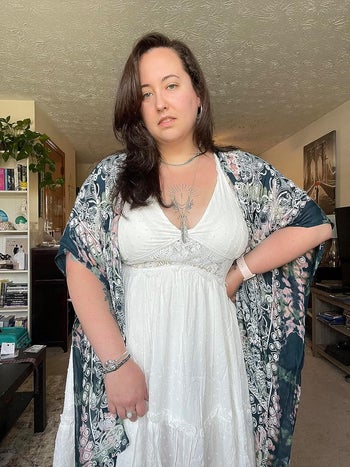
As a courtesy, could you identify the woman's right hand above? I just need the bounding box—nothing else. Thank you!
[66,255,148,421]
[104,358,149,422]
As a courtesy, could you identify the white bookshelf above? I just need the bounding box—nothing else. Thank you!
[0,160,30,330]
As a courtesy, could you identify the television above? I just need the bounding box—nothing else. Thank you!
[335,206,350,290]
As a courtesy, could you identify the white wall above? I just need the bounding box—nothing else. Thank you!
[262,99,350,208]
[0,100,77,221]
[76,162,99,189]
[0,100,35,122]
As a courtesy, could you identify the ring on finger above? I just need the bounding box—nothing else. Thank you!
[126,411,134,419]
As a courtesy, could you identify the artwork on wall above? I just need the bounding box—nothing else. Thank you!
[303,130,336,214]
[4,235,28,270]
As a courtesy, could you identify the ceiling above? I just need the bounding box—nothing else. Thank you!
[1,0,350,164]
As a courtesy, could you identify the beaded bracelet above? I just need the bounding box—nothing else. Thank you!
[236,255,256,281]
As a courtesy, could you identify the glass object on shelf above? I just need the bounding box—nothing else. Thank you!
[326,238,340,268]
[15,215,27,231]
[324,214,340,268]
[40,219,57,247]
[38,140,65,246]
[14,198,28,231]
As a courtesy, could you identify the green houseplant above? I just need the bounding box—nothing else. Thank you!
[0,116,64,188]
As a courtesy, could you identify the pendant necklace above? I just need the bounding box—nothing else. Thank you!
[164,155,201,243]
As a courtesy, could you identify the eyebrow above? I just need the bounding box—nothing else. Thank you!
[141,74,180,89]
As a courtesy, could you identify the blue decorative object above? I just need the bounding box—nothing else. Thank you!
[0,209,8,222]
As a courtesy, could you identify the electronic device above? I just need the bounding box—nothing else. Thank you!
[335,206,350,291]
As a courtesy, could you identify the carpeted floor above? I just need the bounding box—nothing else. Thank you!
[0,343,349,466]
[0,374,65,467]
[291,344,350,467]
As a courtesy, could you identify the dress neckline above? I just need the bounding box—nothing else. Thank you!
[155,156,222,234]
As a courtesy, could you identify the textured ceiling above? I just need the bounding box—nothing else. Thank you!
[1,0,350,164]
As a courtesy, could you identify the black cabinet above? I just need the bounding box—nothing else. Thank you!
[31,247,68,352]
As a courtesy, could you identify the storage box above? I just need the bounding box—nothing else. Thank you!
[0,327,30,348]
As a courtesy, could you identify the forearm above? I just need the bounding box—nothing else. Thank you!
[243,224,331,274]
[67,253,148,418]
[66,253,126,362]
[226,223,331,297]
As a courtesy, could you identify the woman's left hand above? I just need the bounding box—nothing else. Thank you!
[225,264,244,302]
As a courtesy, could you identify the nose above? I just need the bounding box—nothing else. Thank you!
[155,91,168,111]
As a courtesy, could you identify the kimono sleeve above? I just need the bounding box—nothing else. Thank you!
[257,156,327,232]
[221,150,331,465]
[223,150,330,250]
[55,158,116,285]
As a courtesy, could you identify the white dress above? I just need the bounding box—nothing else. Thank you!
[116,158,256,467]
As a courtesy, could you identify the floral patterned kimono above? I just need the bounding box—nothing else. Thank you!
[55,150,328,466]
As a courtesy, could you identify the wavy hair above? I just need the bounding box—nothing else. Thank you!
[113,32,216,208]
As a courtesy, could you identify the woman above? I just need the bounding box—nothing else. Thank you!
[53,32,331,466]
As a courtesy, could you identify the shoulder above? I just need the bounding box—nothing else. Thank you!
[89,152,126,179]
[216,149,277,181]
[80,152,126,193]
[216,148,269,166]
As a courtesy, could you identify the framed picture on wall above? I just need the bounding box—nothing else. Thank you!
[303,130,336,214]
[4,235,28,270]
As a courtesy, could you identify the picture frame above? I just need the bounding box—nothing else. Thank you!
[3,235,28,270]
[303,130,336,214]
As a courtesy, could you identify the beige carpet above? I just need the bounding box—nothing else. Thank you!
[291,345,350,467]
[0,374,65,467]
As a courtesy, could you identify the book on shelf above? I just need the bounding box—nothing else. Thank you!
[0,314,28,330]
[5,282,28,290]
[0,163,27,191]
[14,316,28,328]
[5,299,28,306]
[0,314,15,327]
[317,310,346,325]
[0,281,28,308]
[0,168,5,191]
[0,315,27,328]
[17,163,27,190]
[6,168,15,190]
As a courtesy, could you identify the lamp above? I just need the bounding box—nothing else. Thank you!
[325,214,340,268]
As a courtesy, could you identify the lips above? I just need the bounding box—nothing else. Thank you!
[158,116,175,126]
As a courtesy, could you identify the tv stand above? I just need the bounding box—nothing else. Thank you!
[311,286,350,377]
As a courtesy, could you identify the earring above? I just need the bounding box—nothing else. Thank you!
[197,105,203,121]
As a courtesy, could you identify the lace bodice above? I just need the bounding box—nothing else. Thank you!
[122,237,234,279]
[119,158,249,279]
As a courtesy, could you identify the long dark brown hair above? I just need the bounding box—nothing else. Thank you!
[113,32,217,208]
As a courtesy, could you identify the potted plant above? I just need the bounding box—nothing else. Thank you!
[0,116,64,188]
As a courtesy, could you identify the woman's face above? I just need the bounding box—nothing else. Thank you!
[138,47,201,151]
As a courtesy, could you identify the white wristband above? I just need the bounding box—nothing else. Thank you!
[236,256,256,281]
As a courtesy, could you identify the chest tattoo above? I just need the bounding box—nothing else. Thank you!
[168,184,197,243]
